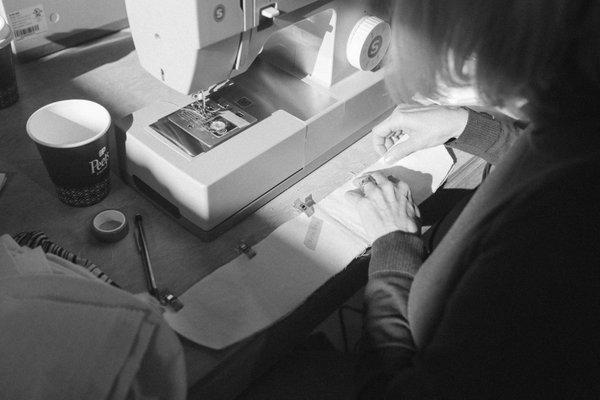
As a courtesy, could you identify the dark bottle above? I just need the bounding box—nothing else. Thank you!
[0,16,19,109]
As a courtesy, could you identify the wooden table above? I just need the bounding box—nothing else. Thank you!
[0,30,484,399]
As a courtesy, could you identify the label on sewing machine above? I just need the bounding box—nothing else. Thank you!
[150,96,257,157]
[6,5,48,42]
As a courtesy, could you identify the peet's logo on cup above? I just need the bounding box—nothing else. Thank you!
[89,146,109,175]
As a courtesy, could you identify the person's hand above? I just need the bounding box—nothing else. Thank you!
[372,105,469,163]
[345,171,421,243]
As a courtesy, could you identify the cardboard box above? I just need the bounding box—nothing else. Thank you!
[0,0,128,61]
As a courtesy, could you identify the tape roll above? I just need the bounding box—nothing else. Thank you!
[91,209,129,242]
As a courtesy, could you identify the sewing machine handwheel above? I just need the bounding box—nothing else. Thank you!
[346,16,391,71]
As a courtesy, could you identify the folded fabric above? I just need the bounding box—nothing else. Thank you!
[0,235,187,400]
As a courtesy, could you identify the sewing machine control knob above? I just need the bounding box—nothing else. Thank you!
[346,16,391,71]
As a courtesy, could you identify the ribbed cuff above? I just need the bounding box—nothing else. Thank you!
[370,231,425,276]
[447,108,500,157]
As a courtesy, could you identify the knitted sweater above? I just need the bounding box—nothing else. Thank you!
[361,110,600,399]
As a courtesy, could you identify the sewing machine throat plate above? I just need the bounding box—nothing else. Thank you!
[150,97,258,156]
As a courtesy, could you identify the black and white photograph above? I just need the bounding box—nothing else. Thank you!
[1,0,599,399]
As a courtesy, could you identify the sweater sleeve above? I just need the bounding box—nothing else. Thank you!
[365,166,600,399]
[446,109,527,165]
[357,230,425,398]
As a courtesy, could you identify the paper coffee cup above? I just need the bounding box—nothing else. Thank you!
[0,16,18,109]
[27,99,112,207]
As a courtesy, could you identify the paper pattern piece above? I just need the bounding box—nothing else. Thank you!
[164,146,454,349]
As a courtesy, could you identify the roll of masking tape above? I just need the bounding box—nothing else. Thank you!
[91,209,129,242]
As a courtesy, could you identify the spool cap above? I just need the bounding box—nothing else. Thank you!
[91,209,129,242]
[346,16,391,71]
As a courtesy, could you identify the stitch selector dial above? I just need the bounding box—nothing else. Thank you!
[346,16,391,71]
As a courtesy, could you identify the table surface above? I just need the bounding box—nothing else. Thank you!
[0,30,484,399]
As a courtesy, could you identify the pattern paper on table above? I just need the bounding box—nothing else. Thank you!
[164,145,454,349]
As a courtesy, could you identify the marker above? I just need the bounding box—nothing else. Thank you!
[134,214,183,311]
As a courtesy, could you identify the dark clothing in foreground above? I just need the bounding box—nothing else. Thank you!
[363,110,600,398]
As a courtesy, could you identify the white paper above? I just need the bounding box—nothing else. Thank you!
[164,211,365,349]
[164,145,454,349]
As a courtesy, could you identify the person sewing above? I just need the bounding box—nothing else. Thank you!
[346,0,600,398]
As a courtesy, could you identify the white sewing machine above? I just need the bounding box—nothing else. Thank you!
[117,0,394,240]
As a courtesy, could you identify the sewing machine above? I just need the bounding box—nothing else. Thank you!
[118,0,394,240]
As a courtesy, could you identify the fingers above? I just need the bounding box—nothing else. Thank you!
[353,174,377,194]
[373,128,409,156]
[371,112,404,155]
[384,136,394,152]
[395,180,411,197]
[353,173,391,198]
[395,181,420,222]
[372,116,422,164]
[383,137,421,163]
[361,178,386,208]
[353,173,406,194]
[413,202,421,219]
[405,185,421,220]
[374,105,464,163]
[368,172,396,201]
[372,105,431,155]
[345,176,421,235]
[395,180,408,211]
[373,135,393,156]
[344,189,364,206]
[351,173,408,210]
[350,174,390,212]
[395,181,416,205]
[368,172,392,187]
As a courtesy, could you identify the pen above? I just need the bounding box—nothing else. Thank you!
[134,214,184,311]
[134,214,159,298]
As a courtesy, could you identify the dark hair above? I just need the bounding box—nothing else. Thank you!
[385,0,600,122]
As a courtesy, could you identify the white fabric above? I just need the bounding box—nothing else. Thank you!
[164,145,454,349]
